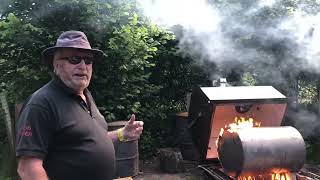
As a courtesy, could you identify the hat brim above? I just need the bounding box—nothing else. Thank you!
[41,46,105,70]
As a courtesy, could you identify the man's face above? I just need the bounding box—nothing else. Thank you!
[53,49,93,93]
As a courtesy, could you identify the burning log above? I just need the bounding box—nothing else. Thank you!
[217,126,306,179]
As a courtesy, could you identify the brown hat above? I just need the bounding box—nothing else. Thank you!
[41,31,105,68]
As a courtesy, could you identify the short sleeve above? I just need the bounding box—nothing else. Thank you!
[16,104,55,159]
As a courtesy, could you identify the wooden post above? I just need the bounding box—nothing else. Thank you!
[0,92,19,178]
[317,79,320,115]
[0,92,14,153]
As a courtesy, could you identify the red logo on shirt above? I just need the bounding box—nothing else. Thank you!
[19,126,33,137]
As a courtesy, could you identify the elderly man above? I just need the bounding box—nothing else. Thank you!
[16,31,144,180]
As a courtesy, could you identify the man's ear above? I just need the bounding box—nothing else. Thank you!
[53,60,60,74]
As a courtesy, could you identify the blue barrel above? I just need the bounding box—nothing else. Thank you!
[108,121,139,178]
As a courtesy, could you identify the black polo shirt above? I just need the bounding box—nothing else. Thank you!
[16,76,115,180]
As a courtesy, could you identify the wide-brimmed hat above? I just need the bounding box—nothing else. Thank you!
[41,31,105,69]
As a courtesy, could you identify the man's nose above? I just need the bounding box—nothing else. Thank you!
[77,59,87,68]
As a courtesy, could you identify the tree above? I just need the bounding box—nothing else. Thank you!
[0,0,207,159]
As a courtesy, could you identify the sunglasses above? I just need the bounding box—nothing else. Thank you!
[60,56,94,65]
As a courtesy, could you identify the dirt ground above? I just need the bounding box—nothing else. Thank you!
[132,158,206,180]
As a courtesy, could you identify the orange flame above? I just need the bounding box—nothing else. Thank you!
[227,117,259,133]
[238,175,257,180]
[217,117,260,147]
[221,117,261,134]
[237,172,292,180]
[271,172,291,180]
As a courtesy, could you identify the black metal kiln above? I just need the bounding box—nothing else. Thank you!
[187,86,311,179]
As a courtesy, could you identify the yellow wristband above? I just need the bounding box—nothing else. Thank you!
[117,128,125,142]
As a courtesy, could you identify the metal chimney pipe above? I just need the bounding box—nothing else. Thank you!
[219,78,227,87]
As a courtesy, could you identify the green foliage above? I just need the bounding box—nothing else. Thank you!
[298,80,317,105]
[94,13,166,120]
[138,130,156,159]
[0,0,210,160]
[0,13,49,103]
[99,14,177,116]
[306,141,320,164]
[241,72,257,86]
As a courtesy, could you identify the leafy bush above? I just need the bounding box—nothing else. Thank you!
[0,0,210,159]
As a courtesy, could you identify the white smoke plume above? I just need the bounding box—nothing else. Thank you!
[138,0,220,33]
[279,10,320,71]
[138,0,320,139]
[138,0,320,73]
[289,109,320,140]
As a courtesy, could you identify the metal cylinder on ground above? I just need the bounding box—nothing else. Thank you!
[108,121,139,178]
[217,126,306,178]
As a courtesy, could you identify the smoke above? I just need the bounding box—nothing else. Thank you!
[137,0,320,139]
[137,0,320,74]
[278,9,320,71]
[258,0,276,7]
[0,0,10,18]
[289,109,320,140]
[138,0,220,33]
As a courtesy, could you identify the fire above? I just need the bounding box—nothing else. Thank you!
[271,172,291,180]
[238,175,257,180]
[237,172,292,180]
[220,117,261,135]
[217,117,260,147]
[271,170,292,180]
[228,117,260,133]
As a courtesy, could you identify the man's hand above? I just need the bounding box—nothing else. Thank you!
[122,114,144,141]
